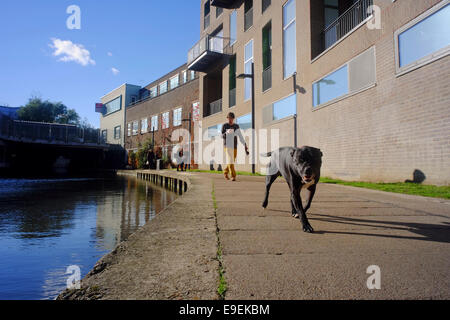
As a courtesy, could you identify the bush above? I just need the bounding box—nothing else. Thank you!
[136,138,153,169]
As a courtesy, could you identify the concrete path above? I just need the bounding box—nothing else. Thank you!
[212,174,450,299]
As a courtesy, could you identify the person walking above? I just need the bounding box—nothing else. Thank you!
[222,112,249,181]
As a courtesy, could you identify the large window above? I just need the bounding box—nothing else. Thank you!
[173,108,182,126]
[170,75,179,90]
[313,65,348,107]
[159,81,168,94]
[150,86,158,98]
[182,70,188,84]
[273,94,296,121]
[244,40,254,101]
[141,118,148,134]
[396,2,450,73]
[190,71,196,80]
[127,122,132,137]
[230,10,237,45]
[104,96,121,115]
[132,121,139,136]
[162,112,170,129]
[283,0,296,78]
[207,124,221,138]
[313,46,376,107]
[114,126,121,140]
[151,115,158,131]
[237,113,252,130]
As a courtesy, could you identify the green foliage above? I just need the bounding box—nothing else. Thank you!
[17,97,80,124]
[128,150,137,169]
[136,138,154,169]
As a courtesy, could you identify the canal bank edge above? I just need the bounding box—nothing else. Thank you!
[57,170,219,300]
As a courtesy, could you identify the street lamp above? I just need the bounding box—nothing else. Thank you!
[181,112,192,170]
[237,62,256,174]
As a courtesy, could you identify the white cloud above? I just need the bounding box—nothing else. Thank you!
[49,38,95,66]
[111,67,120,75]
[107,52,113,57]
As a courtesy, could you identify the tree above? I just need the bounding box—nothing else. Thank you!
[17,97,80,125]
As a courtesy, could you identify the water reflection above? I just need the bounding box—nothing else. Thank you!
[0,175,177,300]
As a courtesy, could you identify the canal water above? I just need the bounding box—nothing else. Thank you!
[0,174,177,300]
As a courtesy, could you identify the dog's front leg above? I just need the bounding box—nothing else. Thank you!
[290,185,314,233]
[303,184,317,214]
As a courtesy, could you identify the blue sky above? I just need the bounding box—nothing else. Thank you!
[0,0,200,127]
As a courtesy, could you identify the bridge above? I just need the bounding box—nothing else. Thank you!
[0,114,125,175]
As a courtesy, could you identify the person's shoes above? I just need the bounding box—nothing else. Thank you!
[231,177,237,182]
[224,174,230,180]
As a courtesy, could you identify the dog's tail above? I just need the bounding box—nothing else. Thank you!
[260,152,272,157]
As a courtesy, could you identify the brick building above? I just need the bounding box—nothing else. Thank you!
[188,0,450,185]
[125,64,199,166]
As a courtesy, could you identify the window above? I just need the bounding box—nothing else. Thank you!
[159,81,168,94]
[151,115,158,131]
[150,86,158,98]
[313,46,376,107]
[141,118,148,134]
[283,0,296,78]
[324,0,339,28]
[244,0,253,31]
[101,129,107,142]
[182,70,188,84]
[237,113,252,130]
[230,10,237,45]
[229,55,236,107]
[216,7,223,17]
[104,96,122,115]
[127,122,132,137]
[114,126,121,140]
[132,121,139,136]
[170,75,179,90]
[313,65,348,107]
[262,22,272,70]
[396,2,450,74]
[207,124,221,138]
[262,0,271,13]
[204,0,210,29]
[244,40,254,101]
[273,94,296,121]
[162,112,170,129]
[130,95,137,105]
[190,71,196,80]
[173,108,182,126]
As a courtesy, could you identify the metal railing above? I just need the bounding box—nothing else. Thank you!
[187,34,232,66]
[0,115,105,145]
[206,98,222,116]
[244,7,253,31]
[323,0,373,50]
[229,88,236,108]
[262,65,272,92]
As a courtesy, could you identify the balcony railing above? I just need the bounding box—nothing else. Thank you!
[229,88,236,108]
[322,0,373,51]
[262,65,272,92]
[206,98,223,117]
[204,13,210,29]
[210,0,239,9]
[244,7,253,31]
[187,34,232,72]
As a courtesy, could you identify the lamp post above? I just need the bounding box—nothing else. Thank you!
[237,62,256,174]
[181,112,192,170]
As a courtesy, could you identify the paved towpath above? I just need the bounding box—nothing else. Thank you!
[212,174,450,299]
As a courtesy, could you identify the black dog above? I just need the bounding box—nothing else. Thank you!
[262,146,323,233]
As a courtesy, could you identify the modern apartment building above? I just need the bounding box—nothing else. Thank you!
[99,83,141,146]
[125,64,199,165]
[188,0,450,185]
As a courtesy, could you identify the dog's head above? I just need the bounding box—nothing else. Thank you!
[290,146,323,183]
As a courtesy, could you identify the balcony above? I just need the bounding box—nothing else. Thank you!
[323,0,373,51]
[188,34,232,73]
[210,0,239,9]
[205,98,223,117]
